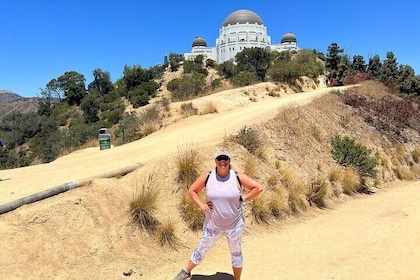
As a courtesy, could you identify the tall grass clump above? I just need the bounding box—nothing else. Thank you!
[330,135,378,178]
[249,195,271,224]
[176,147,201,190]
[287,179,309,214]
[267,187,288,219]
[232,126,263,156]
[243,157,258,178]
[412,147,420,163]
[179,191,204,231]
[201,101,218,115]
[129,175,161,233]
[157,221,179,249]
[307,178,330,208]
[180,102,198,117]
[342,167,362,195]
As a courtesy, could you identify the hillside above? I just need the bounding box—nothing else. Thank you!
[0,90,39,117]
[0,80,419,279]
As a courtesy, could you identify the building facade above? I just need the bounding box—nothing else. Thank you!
[184,9,298,63]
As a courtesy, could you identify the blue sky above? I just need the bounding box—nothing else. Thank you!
[1,0,419,98]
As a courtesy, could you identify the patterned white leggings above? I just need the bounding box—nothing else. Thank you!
[190,224,244,268]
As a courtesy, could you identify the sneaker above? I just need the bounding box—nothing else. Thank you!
[173,269,191,280]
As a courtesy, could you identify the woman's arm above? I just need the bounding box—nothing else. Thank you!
[188,173,212,211]
[237,173,263,201]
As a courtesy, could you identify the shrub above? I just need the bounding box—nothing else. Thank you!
[243,157,258,178]
[342,167,362,194]
[180,102,198,117]
[129,175,161,233]
[232,126,263,156]
[268,187,288,219]
[157,221,179,249]
[287,179,309,214]
[307,178,330,208]
[179,191,204,231]
[176,147,200,189]
[249,195,270,224]
[201,102,218,115]
[231,72,258,87]
[330,135,378,178]
[413,147,420,163]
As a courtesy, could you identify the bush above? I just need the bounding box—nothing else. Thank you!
[129,175,161,234]
[176,147,200,189]
[330,135,378,178]
[178,191,204,231]
[232,126,262,156]
[157,221,179,249]
[231,72,258,87]
[250,195,271,224]
[307,178,329,208]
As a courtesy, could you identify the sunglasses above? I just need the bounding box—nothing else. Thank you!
[216,155,230,161]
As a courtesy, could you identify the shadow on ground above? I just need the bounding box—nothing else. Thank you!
[191,272,234,279]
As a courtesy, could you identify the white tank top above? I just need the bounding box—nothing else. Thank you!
[204,169,244,230]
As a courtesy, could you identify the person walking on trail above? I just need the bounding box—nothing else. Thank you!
[173,150,263,280]
[0,139,6,151]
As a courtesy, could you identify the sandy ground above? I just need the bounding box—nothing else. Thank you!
[0,83,419,279]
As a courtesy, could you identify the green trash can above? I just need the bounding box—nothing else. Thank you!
[99,128,111,150]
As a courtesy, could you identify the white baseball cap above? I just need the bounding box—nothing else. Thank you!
[214,150,231,159]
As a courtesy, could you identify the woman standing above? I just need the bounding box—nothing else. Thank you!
[174,150,263,280]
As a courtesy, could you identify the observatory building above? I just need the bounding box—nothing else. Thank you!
[184,9,298,63]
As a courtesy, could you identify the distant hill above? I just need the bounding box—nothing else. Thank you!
[0,90,39,118]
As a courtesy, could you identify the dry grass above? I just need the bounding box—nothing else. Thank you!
[232,126,263,156]
[266,173,280,190]
[307,178,330,208]
[128,175,161,233]
[249,194,271,224]
[157,221,179,249]
[175,146,201,190]
[412,147,420,163]
[287,179,309,214]
[267,187,288,219]
[140,121,160,137]
[178,190,204,231]
[181,102,198,116]
[243,156,258,178]
[393,166,417,180]
[342,167,362,195]
[201,101,218,115]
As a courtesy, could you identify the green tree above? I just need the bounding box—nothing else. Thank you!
[57,71,87,106]
[351,55,367,74]
[88,68,114,96]
[80,94,100,123]
[397,65,420,95]
[37,87,54,116]
[235,47,272,81]
[367,55,382,79]
[294,49,325,79]
[325,43,344,78]
[169,53,184,72]
[217,60,237,79]
[380,51,399,86]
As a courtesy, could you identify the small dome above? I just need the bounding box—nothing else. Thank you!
[222,9,264,27]
[192,36,207,47]
[281,32,297,43]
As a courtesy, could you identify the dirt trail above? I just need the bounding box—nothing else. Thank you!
[0,86,332,206]
[0,83,419,280]
[157,181,420,280]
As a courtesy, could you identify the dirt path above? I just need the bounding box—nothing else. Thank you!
[0,86,333,206]
[0,83,419,280]
[158,181,420,280]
